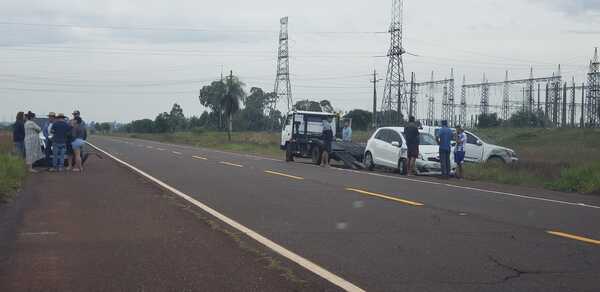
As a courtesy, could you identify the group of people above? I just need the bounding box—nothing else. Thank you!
[12,110,87,173]
[404,117,466,179]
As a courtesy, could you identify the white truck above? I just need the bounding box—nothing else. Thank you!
[280,110,365,168]
[421,126,518,164]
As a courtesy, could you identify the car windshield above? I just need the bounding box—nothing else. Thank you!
[419,133,437,145]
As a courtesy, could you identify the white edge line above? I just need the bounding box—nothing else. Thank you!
[87,142,364,292]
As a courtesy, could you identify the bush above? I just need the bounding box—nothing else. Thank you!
[191,127,205,135]
[546,162,600,194]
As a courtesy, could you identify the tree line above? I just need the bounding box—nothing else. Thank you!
[117,73,377,138]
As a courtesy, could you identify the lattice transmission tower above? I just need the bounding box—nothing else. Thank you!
[426,71,435,125]
[381,0,407,126]
[588,47,600,127]
[274,17,293,111]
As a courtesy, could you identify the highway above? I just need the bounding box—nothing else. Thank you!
[89,135,600,292]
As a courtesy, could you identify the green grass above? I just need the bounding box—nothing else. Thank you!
[114,131,283,158]
[0,132,26,202]
[464,128,600,194]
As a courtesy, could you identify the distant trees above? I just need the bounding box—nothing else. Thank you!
[477,113,501,128]
[507,110,551,128]
[344,109,372,131]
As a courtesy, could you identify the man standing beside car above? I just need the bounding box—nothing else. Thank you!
[42,112,56,170]
[454,125,467,179]
[50,113,71,172]
[404,116,419,175]
[436,120,452,179]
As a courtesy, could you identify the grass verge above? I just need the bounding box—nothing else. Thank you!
[0,132,26,202]
[465,128,600,195]
[113,131,283,158]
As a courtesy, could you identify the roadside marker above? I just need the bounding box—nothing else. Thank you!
[346,188,424,207]
[547,231,600,245]
[87,142,365,292]
[219,161,244,168]
[192,155,208,160]
[265,170,304,180]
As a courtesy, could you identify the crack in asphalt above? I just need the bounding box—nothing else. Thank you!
[487,255,567,282]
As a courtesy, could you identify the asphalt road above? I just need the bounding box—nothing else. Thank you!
[90,135,600,292]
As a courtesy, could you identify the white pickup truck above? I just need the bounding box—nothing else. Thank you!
[421,126,518,164]
[281,110,365,168]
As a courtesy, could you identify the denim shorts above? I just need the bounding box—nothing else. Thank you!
[454,151,465,164]
[71,138,86,150]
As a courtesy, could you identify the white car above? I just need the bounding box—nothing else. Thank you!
[421,126,518,164]
[364,127,456,175]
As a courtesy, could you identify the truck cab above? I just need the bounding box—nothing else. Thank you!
[281,111,339,163]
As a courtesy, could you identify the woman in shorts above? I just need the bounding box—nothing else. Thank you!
[70,116,87,172]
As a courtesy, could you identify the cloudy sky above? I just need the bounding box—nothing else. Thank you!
[1,0,599,123]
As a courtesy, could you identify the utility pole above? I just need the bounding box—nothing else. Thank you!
[545,83,549,121]
[381,0,407,126]
[537,83,541,114]
[570,78,576,127]
[371,70,382,129]
[581,82,585,128]
[562,82,567,127]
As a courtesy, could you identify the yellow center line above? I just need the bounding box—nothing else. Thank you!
[172,151,182,155]
[346,188,424,207]
[219,161,244,168]
[192,155,208,160]
[547,231,600,245]
[264,170,304,180]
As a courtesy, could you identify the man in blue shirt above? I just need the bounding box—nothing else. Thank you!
[50,113,71,171]
[342,121,352,142]
[436,120,453,178]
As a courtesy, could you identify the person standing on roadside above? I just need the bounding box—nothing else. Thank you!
[436,120,452,179]
[70,116,86,172]
[50,113,70,172]
[321,117,333,167]
[72,110,87,139]
[42,112,56,169]
[454,125,467,179]
[342,121,352,142]
[404,116,420,176]
[23,111,44,173]
[12,111,26,159]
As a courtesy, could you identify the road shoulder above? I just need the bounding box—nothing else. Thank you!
[0,148,338,291]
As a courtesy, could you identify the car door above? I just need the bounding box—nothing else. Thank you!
[371,129,389,166]
[385,129,403,168]
[464,132,484,162]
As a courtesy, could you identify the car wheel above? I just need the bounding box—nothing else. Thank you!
[364,152,375,171]
[398,158,408,175]
[285,144,294,162]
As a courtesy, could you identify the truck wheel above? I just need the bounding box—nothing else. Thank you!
[398,158,408,175]
[285,144,294,162]
[311,146,321,165]
[364,152,375,171]
[486,156,505,165]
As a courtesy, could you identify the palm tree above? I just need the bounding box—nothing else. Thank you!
[221,71,245,141]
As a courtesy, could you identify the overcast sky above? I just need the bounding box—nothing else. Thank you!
[1,0,599,123]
